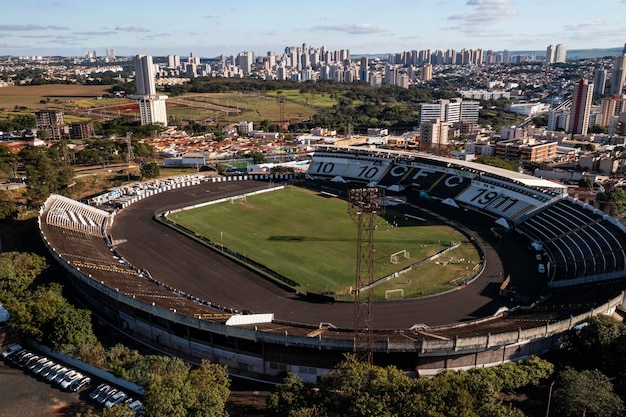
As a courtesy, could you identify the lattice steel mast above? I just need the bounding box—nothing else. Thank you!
[348,187,385,364]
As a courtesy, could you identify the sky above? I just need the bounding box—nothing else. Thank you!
[1,0,626,58]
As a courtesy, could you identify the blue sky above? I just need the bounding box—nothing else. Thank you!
[1,0,626,57]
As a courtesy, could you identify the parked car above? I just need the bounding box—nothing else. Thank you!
[50,367,69,384]
[60,371,83,390]
[1,343,23,359]
[69,376,91,392]
[10,350,31,366]
[40,363,62,379]
[95,387,117,404]
[105,390,127,409]
[45,365,66,382]
[89,383,110,401]
[26,356,48,371]
[32,359,54,376]
[127,399,143,416]
[22,355,41,370]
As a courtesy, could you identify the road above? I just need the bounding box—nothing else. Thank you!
[110,180,540,330]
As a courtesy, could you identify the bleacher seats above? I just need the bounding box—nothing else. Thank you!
[45,195,110,237]
[518,199,626,281]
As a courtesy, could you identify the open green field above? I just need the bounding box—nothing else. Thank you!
[185,92,316,123]
[167,186,480,300]
[265,89,338,108]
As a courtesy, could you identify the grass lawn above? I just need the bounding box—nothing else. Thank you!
[185,92,316,123]
[265,89,338,108]
[167,186,480,300]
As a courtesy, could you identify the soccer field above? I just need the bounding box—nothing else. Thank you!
[167,186,480,299]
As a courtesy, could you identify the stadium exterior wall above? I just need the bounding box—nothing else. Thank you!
[38,175,626,382]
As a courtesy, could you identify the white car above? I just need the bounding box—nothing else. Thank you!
[41,363,62,379]
[104,390,127,408]
[1,343,23,359]
[60,371,83,390]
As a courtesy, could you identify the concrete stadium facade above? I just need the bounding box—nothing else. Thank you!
[39,147,626,383]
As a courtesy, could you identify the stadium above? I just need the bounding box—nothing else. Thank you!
[39,145,626,383]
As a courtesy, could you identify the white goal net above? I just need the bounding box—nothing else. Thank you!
[385,289,404,300]
[390,249,410,264]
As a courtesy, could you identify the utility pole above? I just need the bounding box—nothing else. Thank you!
[348,187,385,364]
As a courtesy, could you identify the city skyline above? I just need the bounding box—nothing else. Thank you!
[1,0,626,58]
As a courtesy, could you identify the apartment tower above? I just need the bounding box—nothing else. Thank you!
[568,79,594,135]
[611,44,626,95]
[131,55,168,126]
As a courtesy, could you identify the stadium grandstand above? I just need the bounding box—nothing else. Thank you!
[38,148,626,382]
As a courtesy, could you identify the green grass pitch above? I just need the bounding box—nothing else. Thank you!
[167,186,480,300]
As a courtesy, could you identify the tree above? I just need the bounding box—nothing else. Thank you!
[141,162,160,179]
[552,368,624,417]
[141,356,230,417]
[187,360,230,417]
[248,150,266,165]
[0,190,18,221]
[597,188,626,215]
[0,252,48,298]
[266,372,310,417]
[0,145,18,177]
[579,178,594,190]
[48,304,98,355]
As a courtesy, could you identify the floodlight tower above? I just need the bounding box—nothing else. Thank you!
[348,187,385,364]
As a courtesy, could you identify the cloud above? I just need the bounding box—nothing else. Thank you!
[447,0,517,35]
[74,30,117,36]
[466,0,509,4]
[115,25,150,33]
[0,24,68,31]
[312,23,387,35]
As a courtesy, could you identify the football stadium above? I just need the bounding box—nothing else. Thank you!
[39,145,626,382]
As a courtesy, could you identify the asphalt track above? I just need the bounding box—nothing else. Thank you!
[110,179,540,330]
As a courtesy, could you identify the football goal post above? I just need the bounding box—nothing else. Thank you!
[390,249,410,264]
[385,289,404,300]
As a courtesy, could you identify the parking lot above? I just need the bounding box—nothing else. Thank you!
[0,360,94,417]
[1,338,141,417]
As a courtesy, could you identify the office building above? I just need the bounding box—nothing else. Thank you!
[130,55,168,126]
[568,79,594,135]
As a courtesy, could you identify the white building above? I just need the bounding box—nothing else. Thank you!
[419,98,479,125]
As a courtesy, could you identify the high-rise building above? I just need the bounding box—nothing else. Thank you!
[130,55,168,126]
[167,55,180,69]
[502,49,510,65]
[134,55,156,95]
[555,44,567,63]
[597,95,626,128]
[546,45,555,64]
[611,44,626,95]
[421,64,432,82]
[593,68,607,97]
[568,79,594,135]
